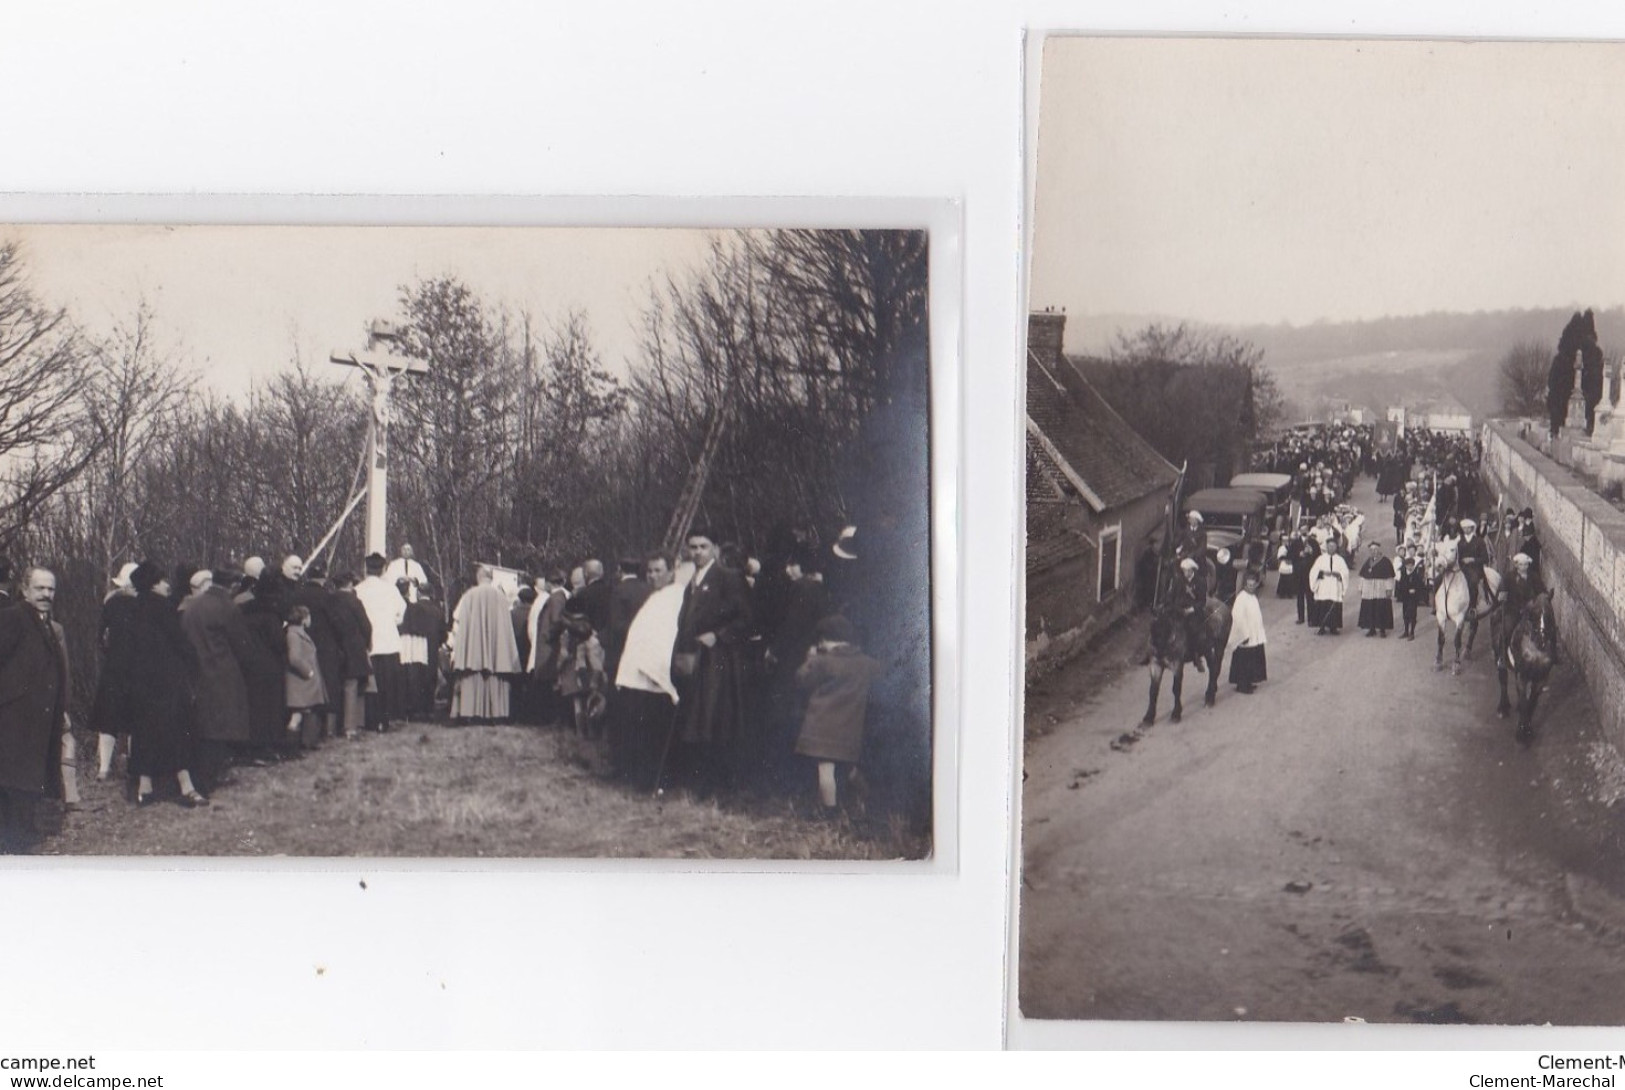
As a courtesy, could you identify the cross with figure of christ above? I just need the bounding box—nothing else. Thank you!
[330,320,429,558]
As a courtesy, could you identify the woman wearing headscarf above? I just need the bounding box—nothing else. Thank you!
[109,562,207,806]
[88,562,139,781]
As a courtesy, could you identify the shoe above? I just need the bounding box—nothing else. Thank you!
[179,791,209,808]
[136,790,153,807]
[1365,630,1376,637]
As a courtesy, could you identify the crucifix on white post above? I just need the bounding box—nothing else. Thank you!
[330,320,429,558]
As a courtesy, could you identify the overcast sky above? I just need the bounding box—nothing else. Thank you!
[1030,37,1625,348]
[4,224,715,398]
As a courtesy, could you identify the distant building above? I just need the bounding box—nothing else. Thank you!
[1389,397,1474,435]
[1026,310,1180,674]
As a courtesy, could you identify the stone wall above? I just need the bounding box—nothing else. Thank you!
[1480,420,1625,754]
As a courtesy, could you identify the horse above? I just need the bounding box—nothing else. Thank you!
[1493,591,1558,745]
[1432,537,1500,675]
[1144,597,1233,725]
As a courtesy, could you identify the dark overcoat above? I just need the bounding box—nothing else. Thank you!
[0,607,69,797]
[675,563,754,746]
[329,589,374,682]
[179,584,257,743]
[88,591,138,735]
[238,592,290,745]
[111,592,196,778]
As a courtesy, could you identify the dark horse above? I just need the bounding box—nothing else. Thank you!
[1144,598,1233,725]
[1493,591,1558,746]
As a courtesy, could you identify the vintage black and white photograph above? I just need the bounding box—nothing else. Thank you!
[0,222,933,860]
[1020,36,1625,1025]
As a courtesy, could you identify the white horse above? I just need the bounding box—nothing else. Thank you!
[1433,536,1501,675]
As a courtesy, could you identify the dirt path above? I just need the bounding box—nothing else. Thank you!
[1020,474,1625,1024]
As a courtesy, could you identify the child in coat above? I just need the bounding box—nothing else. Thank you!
[284,605,328,744]
[794,614,883,813]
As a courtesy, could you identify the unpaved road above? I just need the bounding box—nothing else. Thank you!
[1020,475,1625,1025]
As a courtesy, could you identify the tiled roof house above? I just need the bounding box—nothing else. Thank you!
[1026,310,1179,675]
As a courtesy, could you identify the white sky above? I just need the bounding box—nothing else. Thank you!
[1030,37,1625,341]
[4,224,715,397]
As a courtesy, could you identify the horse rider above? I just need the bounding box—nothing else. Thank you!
[1492,552,1553,669]
[1171,557,1209,673]
[1455,516,1493,619]
[1177,511,1208,566]
[1515,508,1542,578]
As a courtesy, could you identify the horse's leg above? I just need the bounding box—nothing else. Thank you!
[1144,663,1162,726]
[1451,625,1464,676]
[1464,614,1478,658]
[1435,622,1446,670]
[1170,662,1184,723]
[1496,663,1511,718]
[1204,649,1221,707]
[1515,674,1536,745]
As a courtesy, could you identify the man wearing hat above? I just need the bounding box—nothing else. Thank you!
[1170,557,1210,670]
[1456,516,1493,619]
[1492,553,1553,670]
[178,566,267,790]
[1516,509,1542,579]
[1176,511,1208,568]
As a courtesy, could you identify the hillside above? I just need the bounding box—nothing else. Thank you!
[1065,306,1625,421]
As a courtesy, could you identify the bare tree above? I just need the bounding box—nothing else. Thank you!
[391,276,521,586]
[0,242,106,548]
[1498,339,1551,418]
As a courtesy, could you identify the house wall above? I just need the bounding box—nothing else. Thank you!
[1026,489,1166,678]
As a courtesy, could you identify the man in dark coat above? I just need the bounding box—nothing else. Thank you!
[179,568,267,788]
[0,567,70,852]
[571,558,613,637]
[509,585,536,721]
[762,548,830,790]
[328,571,374,738]
[605,558,652,680]
[674,530,754,791]
[530,571,570,725]
[1516,509,1543,579]
[1456,517,1494,619]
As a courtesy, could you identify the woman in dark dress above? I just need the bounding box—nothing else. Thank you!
[87,564,139,780]
[238,571,293,758]
[110,562,207,806]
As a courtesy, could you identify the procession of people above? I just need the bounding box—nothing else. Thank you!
[0,517,921,851]
[1203,422,1551,701]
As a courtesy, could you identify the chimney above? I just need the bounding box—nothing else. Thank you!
[1028,310,1067,369]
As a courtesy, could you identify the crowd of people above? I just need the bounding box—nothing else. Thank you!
[1180,423,1551,699]
[0,523,928,852]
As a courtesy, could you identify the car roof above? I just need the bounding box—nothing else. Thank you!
[1228,472,1293,490]
[1184,487,1268,514]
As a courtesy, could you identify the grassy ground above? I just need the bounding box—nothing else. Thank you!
[41,722,927,860]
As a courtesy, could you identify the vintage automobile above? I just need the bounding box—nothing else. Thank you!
[1226,471,1298,544]
[1182,486,1270,598]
